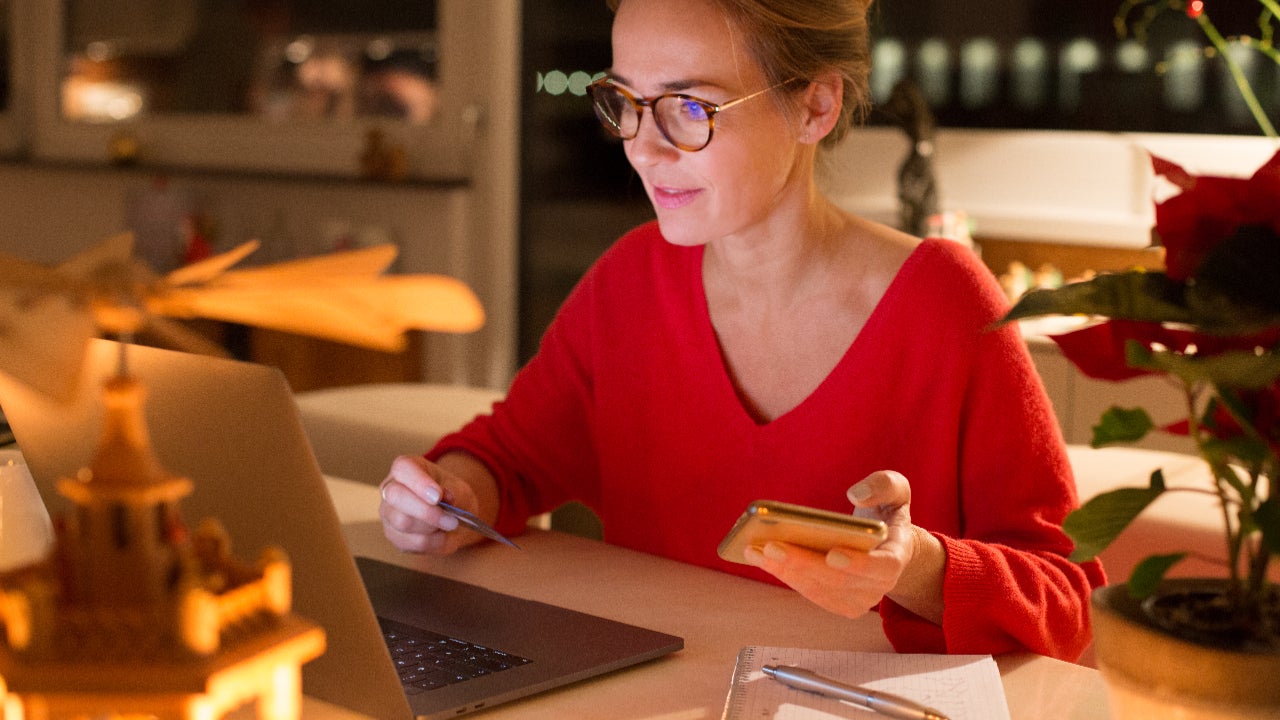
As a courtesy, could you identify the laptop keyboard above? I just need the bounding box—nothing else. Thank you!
[379,617,533,694]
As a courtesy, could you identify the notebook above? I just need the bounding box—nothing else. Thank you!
[722,646,1010,720]
[0,338,683,719]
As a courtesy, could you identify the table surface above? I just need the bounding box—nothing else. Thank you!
[307,477,1110,720]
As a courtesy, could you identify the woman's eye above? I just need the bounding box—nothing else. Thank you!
[677,99,711,123]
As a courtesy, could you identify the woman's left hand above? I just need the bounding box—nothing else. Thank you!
[743,470,945,624]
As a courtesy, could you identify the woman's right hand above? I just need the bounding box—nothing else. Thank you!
[379,454,484,555]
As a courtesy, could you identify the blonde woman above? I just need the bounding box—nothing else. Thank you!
[381,0,1104,661]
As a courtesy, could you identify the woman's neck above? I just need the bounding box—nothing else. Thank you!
[702,194,856,312]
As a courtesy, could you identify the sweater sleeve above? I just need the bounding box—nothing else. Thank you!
[878,244,1106,661]
[424,232,626,537]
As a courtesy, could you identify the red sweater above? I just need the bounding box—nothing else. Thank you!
[430,221,1105,661]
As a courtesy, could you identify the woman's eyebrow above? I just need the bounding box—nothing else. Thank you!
[605,71,709,94]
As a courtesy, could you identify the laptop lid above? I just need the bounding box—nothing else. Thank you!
[0,339,682,719]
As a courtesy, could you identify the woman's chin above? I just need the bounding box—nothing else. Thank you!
[654,217,712,247]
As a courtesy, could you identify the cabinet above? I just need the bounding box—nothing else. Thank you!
[0,1,521,390]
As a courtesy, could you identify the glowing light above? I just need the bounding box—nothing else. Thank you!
[1058,38,1102,112]
[1011,38,1048,110]
[567,71,593,97]
[1186,0,1205,19]
[1219,41,1258,126]
[61,79,146,122]
[284,37,314,64]
[365,38,394,61]
[535,70,595,97]
[1115,40,1150,74]
[541,70,569,96]
[1163,40,1206,112]
[916,38,952,107]
[870,39,908,105]
[959,38,1000,109]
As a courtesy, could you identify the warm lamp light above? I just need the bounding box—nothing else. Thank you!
[0,236,485,719]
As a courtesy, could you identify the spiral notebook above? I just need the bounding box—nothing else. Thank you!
[722,646,1011,720]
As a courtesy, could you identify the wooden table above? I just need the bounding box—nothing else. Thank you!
[309,477,1110,719]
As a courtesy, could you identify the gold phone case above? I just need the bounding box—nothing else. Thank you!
[717,499,888,564]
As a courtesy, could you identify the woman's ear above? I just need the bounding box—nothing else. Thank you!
[797,71,843,145]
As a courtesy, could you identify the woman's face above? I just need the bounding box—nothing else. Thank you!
[610,0,806,247]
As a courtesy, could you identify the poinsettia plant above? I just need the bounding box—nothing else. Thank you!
[1118,0,1280,137]
[1003,149,1280,641]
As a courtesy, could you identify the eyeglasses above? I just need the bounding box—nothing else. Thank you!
[587,77,797,152]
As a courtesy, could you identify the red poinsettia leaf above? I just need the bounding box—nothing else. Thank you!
[1151,154,1196,190]
[1155,179,1248,281]
[1151,149,1280,282]
[1219,382,1280,459]
[1242,148,1280,214]
[1051,321,1156,381]
[1051,318,1278,385]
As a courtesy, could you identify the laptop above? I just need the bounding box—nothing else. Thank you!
[0,338,683,719]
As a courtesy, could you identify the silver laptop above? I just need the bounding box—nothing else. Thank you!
[0,338,682,719]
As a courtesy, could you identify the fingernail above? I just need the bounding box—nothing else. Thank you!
[848,484,872,502]
[827,549,851,568]
[438,513,459,531]
[762,542,786,561]
[424,486,441,504]
[743,546,765,566]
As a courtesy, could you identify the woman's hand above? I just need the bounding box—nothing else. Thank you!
[379,454,486,555]
[743,470,946,624]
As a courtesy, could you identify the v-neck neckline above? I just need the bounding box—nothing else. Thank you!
[690,240,931,429]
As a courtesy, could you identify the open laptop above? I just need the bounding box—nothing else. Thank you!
[0,338,682,719]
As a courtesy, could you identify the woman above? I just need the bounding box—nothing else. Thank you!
[380,0,1105,661]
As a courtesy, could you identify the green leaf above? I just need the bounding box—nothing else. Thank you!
[1202,435,1272,472]
[1256,494,1280,555]
[1127,553,1187,599]
[1126,342,1280,389]
[1091,406,1155,447]
[1001,271,1190,324]
[1065,470,1166,562]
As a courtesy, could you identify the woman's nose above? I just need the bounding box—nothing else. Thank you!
[625,113,680,167]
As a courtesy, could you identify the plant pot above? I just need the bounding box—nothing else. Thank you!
[1091,580,1280,719]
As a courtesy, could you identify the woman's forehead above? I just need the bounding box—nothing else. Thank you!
[610,0,762,93]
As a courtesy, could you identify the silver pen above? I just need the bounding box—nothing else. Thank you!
[436,500,521,549]
[762,664,951,720]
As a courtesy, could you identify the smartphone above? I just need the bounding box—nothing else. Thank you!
[717,499,888,565]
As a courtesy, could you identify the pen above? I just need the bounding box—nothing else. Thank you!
[762,664,951,720]
[437,500,521,549]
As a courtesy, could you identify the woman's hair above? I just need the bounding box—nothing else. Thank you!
[606,0,874,146]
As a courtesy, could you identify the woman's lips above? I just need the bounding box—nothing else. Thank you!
[652,185,702,209]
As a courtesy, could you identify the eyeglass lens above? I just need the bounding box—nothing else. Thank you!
[590,83,715,151]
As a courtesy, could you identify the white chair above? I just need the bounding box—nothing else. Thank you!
[293,382,603,535]
[294,383,504,487]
